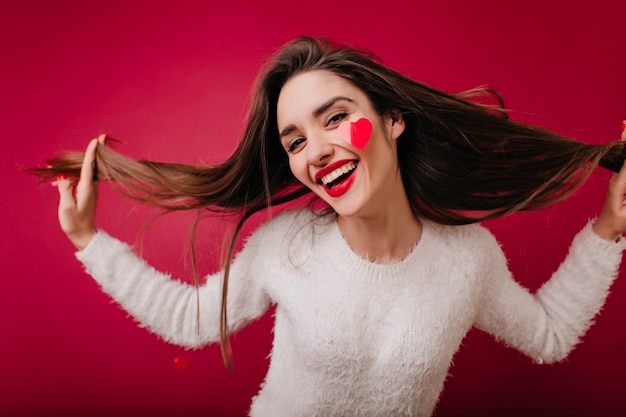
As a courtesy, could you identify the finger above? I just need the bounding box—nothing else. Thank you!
[56,176,76,210]
[97,133,108,146]
[78,139,98,184]
[74,139,101,213]
[621,120,626,142]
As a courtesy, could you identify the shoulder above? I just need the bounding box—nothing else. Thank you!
[246,208,330,246]
[424,220,505,265]
[426,220,499,247]
[242,208,332,267]
[424,222,510,290]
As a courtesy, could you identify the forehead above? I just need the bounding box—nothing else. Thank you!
[276,70,366,127]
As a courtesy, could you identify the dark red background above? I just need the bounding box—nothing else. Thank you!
[3,1,626,416]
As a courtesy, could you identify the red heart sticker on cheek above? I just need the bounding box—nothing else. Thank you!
[338,118,373,150]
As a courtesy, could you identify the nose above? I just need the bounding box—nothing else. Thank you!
[306,131,334,166]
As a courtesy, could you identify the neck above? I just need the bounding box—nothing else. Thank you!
[337,195,422,264]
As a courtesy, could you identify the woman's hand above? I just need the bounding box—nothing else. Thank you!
[594,122,626,242]
[54,134,106,250]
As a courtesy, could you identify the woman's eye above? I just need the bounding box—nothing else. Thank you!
[288,137,306,153]
[328,112,347,125]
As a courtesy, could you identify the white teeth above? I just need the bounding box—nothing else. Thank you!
[320,162,357,185]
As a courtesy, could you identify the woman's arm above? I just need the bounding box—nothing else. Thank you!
[475,123,626,362]
[54,136,271,348]
[75,228,272,349]
[474,222,625,363]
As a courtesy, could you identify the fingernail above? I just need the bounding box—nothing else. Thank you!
[58,174,68,180]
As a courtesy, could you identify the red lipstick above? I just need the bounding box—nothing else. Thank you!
[314,159,359,198]
[315,159,356,181]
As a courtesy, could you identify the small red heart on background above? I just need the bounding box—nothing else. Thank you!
[173,355,189,371]
[338,118,373,150]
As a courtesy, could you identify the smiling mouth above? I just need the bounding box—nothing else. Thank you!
[318,161,358,189]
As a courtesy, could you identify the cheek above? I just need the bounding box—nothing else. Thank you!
[289,157,310,184]
[337,117,373,150]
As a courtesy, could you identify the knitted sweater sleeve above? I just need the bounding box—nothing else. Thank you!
[75,227,272,349]
[474,221,625,363]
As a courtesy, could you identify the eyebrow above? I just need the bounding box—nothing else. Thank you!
[279,96,354,139]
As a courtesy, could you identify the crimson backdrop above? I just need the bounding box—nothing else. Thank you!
[3,1,626,416]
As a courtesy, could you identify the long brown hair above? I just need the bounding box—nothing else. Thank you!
[29,37,626,371]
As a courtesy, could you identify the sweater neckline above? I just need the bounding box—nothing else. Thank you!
[326,217,432,276]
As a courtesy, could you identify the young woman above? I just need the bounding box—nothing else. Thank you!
[37,37,626,416]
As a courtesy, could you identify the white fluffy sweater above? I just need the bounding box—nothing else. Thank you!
[76,209,625,416]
